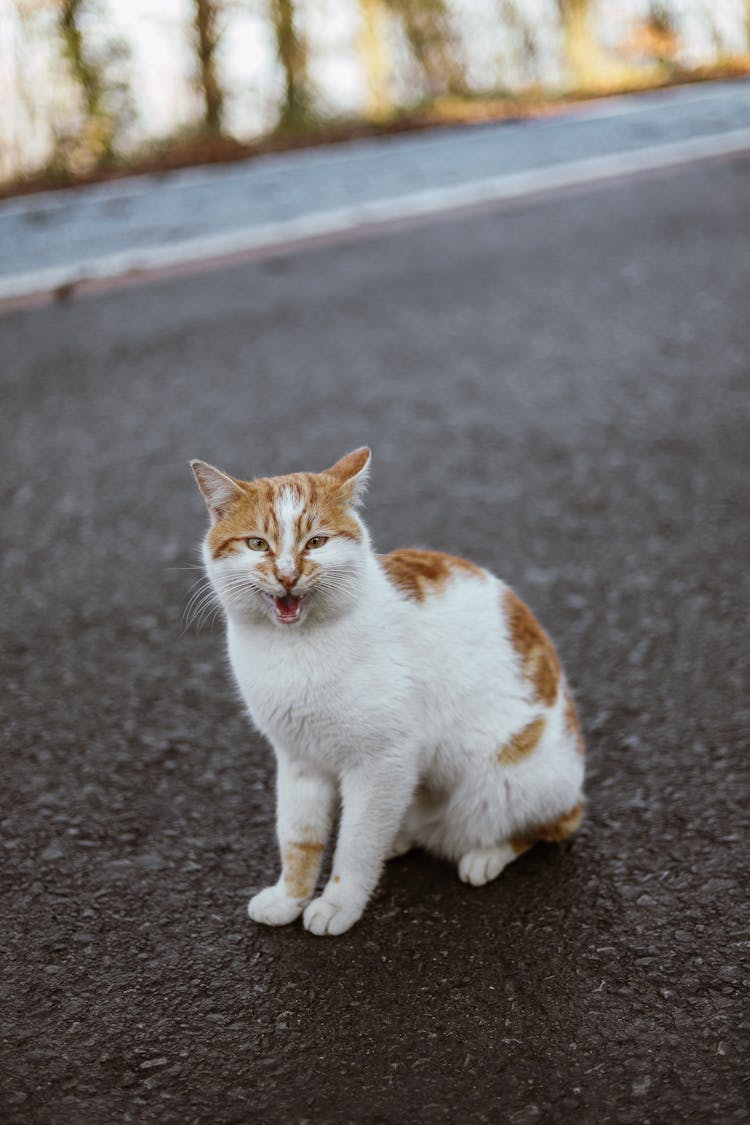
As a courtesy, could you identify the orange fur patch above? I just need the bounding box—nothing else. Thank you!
[207,468,362,560]
[282,841,324,899]
[511,800,585,851]
[496,716,546,765]
[536,801,585,842]
[504,589,561,707]
[564,688,586,756]
[380,549,484,602]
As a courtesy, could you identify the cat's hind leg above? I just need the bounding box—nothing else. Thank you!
[457,798,585,886]
[387,830,415,860]
[386,791,430,859]
[512,799,585,849]
[457,800,585,887]
[386,782,448,860]
[457,842,520,886]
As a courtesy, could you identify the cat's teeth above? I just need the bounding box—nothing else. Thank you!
[273,594,303,624]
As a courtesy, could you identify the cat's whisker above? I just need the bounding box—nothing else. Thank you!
[182,577,213,608]
[181,579,224,635]
[182,578,215,619]
[185,578,208,599]
[182,593,210,630]
[181,603,214,637]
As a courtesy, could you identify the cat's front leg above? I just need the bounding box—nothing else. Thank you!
[248,751,336,927]
[303,758,416,937]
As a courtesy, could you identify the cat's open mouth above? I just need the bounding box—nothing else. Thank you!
[268,593,304,625]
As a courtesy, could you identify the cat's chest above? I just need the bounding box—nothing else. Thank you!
[226,623,403,755]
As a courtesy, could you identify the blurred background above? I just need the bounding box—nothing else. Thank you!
[1,0,749,192]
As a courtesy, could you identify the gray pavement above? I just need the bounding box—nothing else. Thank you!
[1,129,749,1122]
[0,79,748,286]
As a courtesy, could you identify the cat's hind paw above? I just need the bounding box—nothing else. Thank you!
[248,885,306,927]
[303,894,363,936]
[387,831,414,860]
[458,844,516,887]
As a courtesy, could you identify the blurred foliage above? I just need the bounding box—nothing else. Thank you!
[2,0,749,193]
[358,0,393,120]
[390,0,467,97]
[557,0,633,89]
[52,0,134,174]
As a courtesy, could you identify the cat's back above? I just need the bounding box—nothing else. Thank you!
[379,547,517,693]
[379,548,575,741]
[379,547,503,639]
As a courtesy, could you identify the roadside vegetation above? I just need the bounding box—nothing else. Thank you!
[2,0,749,199]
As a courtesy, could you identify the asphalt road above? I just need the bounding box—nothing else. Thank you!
[1,146,749,1122]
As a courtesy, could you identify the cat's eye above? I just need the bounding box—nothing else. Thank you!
[246,537,269,552]
[306,535,329,550]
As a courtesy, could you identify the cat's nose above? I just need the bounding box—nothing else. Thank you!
[274,553,297,587]
[275,570,299,593]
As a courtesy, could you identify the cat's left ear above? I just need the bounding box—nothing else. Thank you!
[325,447,371,507]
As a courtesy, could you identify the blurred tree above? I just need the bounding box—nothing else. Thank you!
[556,0,621,89]
[389,0,466,98]
[193,0,225,133]
[270,0,312,129]
[6,1,41,178]
[645,3,679,64]
[498,0,540,87]
[56,0,132,170]
[358,0,394,121]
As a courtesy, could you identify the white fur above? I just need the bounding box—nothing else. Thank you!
[275,488,304,578]
[199,484,584,936]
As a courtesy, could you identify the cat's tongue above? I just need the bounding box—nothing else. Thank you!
[274,594,302,624]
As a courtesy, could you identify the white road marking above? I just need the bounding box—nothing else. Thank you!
[1,126,749,302]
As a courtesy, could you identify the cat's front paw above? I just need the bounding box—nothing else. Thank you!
[303,894,364,936]
[248,884,306,927]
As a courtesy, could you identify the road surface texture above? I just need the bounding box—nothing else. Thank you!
[1,129,749,1122]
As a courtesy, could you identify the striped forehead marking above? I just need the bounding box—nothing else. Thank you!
[276,486,305,524]
[276,486,306,556]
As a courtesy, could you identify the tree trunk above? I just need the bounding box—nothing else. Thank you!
[271,0,310,129]
[58,0,115,163]
[498,0,540,86]
[193,0,224,134]
[358,0,393,121]
[557,0,617,90]
[392,0,466,98]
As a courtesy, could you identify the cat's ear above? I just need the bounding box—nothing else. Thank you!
[190,460,245,523]
[325,447,371,507]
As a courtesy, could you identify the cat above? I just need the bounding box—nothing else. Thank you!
[191,447,585,936]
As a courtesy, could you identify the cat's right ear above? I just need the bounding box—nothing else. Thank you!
[190,460,245,524]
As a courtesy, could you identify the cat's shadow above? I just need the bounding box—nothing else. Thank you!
[376,841,583,916]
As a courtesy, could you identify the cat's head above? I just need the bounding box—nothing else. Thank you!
[191,448,371,628]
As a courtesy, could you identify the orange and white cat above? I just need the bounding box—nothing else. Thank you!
[191,448,585,936]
